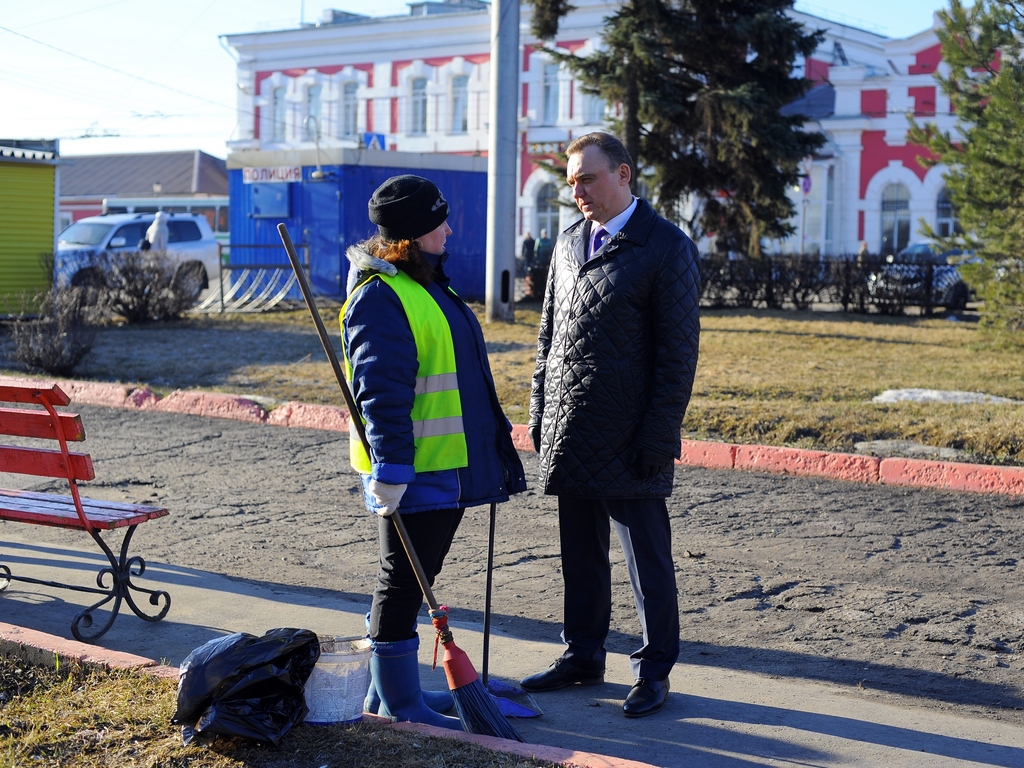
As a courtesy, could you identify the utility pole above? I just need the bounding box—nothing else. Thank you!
[485,0,519,323]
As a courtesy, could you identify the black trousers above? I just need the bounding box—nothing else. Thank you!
[369,507,464,642]
[558,495,680,681]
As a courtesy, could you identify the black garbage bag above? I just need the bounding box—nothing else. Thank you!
[172,627,321,746]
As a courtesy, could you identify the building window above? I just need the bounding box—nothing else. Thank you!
[543,63,561,125]
[451,75,469,134]
[584,93,605,124]
[272,86,287,142]
[411,77,428,135]
[537,183,560,236]
[342,82,358,138]
[880,183,910,255]
[936,188,961,237]
[306,85,322,141]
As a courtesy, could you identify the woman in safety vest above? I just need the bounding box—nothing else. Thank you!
[341,174,527,729]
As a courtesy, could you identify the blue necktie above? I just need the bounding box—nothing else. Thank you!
[591,226,607,258]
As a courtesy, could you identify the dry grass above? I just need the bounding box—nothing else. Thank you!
[0,654,558,768]
[687,309,1024,463]
[1,302,1022,464]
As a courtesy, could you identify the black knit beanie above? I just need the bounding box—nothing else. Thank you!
[368,174,449,242]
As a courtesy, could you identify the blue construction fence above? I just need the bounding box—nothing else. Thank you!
[228,161,488,300]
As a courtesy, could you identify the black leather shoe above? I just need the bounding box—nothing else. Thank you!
[520,657,605,692]
[622,678,669,718]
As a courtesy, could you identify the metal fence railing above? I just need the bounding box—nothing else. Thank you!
[193,242,338,314]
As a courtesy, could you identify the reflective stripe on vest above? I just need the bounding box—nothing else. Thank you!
[341,270,468,474]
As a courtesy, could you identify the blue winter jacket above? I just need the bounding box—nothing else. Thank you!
[342,247,527,513]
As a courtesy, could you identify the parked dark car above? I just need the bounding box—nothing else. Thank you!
[866,242,974,311]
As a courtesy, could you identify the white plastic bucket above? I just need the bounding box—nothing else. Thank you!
[304,635,372,724]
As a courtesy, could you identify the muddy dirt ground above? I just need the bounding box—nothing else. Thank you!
[4,404,1023,726]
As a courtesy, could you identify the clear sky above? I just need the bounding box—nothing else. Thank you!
[0,0,950,160]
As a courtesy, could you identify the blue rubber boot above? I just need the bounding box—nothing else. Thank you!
[369,635,462,730]
[362,615,454,716]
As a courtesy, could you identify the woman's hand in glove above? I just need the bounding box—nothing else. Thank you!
[367,479,408,516]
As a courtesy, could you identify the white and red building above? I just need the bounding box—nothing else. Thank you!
[223,0,958,257]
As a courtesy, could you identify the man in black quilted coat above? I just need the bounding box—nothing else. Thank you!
[520,132,700,719]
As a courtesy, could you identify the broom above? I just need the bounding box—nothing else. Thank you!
[277,223,524,742]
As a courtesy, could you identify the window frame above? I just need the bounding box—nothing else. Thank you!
[341,82,359,138]
[542,63,561,126]
[410,77,428,135]
[451,75,469,134]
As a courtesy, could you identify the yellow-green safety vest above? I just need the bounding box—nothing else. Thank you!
[340,270,468,474]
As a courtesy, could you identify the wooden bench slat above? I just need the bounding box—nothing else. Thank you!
[0,380,69,407]
[0,445,95,481]
[0,489,167,530]
[0,408,86,442]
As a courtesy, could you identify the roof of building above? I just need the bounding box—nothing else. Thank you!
[58,150,227,197]
[0,139,58,162]
[780,83,836,121]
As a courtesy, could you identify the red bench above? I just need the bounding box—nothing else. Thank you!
[0,379,170,642]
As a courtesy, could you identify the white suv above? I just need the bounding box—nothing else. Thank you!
[55,213,220,292]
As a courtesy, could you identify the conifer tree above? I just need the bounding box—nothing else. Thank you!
[532,0,824,255]
[908,0,1024,342]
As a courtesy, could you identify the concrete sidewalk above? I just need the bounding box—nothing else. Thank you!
[1,529,1022,768]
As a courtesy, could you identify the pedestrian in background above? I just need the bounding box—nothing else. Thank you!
[534,228,553,266]
[521,132,700,719]
[144,211,169,252]
[521,231,536,271]
[341,174,527,729]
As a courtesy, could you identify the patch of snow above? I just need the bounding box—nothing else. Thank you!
[872,388,1021,405]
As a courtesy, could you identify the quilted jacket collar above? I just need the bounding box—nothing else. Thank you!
[567,198,659,266]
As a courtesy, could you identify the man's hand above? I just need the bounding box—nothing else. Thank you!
[367,480,408,516]
[635,449,673,480]
[529,424,541,453]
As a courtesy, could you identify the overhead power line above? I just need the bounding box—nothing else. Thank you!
[0,24,234,113]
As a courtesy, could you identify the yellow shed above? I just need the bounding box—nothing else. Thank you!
[0,140,59,314]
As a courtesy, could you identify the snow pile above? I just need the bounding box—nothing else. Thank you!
[872,388,1021,405]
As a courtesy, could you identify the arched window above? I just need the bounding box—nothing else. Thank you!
[880,183,910,255]
[936,188,961,237]
[451,75,469,134]
[341,82,358,138]
[410,77,428,135]
[537,183,560,237]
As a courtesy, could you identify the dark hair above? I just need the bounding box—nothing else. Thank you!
[364,235,435,287]
[566,132,634,184]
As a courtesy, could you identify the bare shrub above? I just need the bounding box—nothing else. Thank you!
[729,258,771,308]
[778,256,832,310]
[699,253,731,308]
[98,250,202,323]
[7,287,99,376]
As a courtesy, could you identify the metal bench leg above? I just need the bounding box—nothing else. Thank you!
[72,525,171,643]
